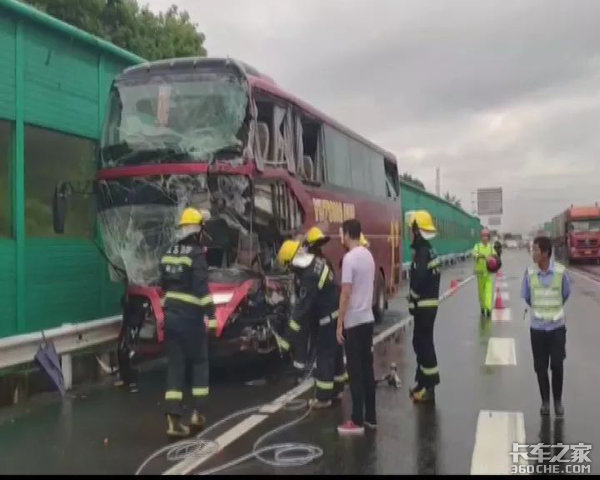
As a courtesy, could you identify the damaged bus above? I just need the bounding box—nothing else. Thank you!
[54,57,404,362]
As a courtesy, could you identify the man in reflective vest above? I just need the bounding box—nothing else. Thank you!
[159,207,217,438]
[407,210,441,403]
[521,235,571,418]
[473,228,497,318]
[275,239,346,408]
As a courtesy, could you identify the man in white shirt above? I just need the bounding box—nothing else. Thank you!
[336,219,376,435]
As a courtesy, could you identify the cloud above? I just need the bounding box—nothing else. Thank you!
[145,0,600,231]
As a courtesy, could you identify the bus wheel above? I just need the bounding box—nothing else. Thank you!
[373,272,386,324]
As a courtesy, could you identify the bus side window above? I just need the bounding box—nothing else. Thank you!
[298,117,323,183]
[255,97,296,173]
[385,159,400,198]
[257,181,304,236]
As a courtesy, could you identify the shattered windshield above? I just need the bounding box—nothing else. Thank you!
[100,72,249,168]
[97,174,252,286]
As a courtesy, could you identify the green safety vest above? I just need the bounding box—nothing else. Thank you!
[528,263,566,323]
[473,242,496,274]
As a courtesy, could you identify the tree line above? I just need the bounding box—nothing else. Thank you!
[22,0,206,61]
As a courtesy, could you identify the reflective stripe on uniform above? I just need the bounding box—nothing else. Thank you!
[273,332,290,351]
[161,255,192,267]
[319,310,339,326]
[192,387,209,397]
[165,390,183,400]
[318,265,330,290]
[289,319,301,332]
[416,298,439,308]
[207,319,218,329]
[165,291,213,307]
[293,361,306,370]
[420,365,439,376]
[427,258,441,269]
[315,380,334,390]
[334,372,349,383]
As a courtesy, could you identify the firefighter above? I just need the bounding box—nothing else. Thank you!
[275,239,346,407]
[303,227,349,390]
[159,207,217,438]
[473,228,497,318]
[408,210,441,403]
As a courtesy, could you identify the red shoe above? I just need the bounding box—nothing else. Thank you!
[337,420,365,435]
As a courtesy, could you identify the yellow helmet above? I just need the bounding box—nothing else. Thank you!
[277,240,301,266]
[409,210,436,233]
[359,233,370,247]
[305,226,330,247]
[178,207,204,227]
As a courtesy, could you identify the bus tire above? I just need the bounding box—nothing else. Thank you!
[373,271,386,324]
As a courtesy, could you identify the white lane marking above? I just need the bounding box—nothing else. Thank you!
[208,414,267,451]
[470,410,526,474]
[164,381,313,474]
[164,275,476,475]
[485,337,517,365]
[491,309,512,322]
[568,268,600,287]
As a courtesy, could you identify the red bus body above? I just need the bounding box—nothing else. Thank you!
[96,58,404,360]
[551,206,600,264]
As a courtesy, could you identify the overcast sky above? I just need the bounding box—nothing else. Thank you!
[146,0,600,233]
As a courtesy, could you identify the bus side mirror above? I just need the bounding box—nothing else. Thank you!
[52,182,70,234]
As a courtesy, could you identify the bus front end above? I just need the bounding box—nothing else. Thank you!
[97,58,290,362]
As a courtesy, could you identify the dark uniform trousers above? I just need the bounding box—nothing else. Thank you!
[276,255,347,400]
[315,312,347,401]
[409,237,441,389]
[531,326,566,403]
[160,241,215,417]
[412,307,440,388]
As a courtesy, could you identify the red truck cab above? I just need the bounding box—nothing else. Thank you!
[552,205,600,264]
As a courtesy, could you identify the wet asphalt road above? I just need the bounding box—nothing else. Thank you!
[0,251,599,475]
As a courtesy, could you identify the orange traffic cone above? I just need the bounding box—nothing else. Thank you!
[450,278,459,293]
[494,287,505,309]
[496,270,503,279]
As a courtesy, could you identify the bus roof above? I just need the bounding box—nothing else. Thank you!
[121,56,398,165]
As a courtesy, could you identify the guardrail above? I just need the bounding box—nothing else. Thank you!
[0,315,122,371]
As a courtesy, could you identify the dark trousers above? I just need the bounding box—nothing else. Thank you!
[289,317,311,371]
[117,322,138,386]
[345,322,376,426]
[314,318,346,401]
[117,299,145,385]
[412,308,440,388]
[164,323,209,417]
[530,327,566,404]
